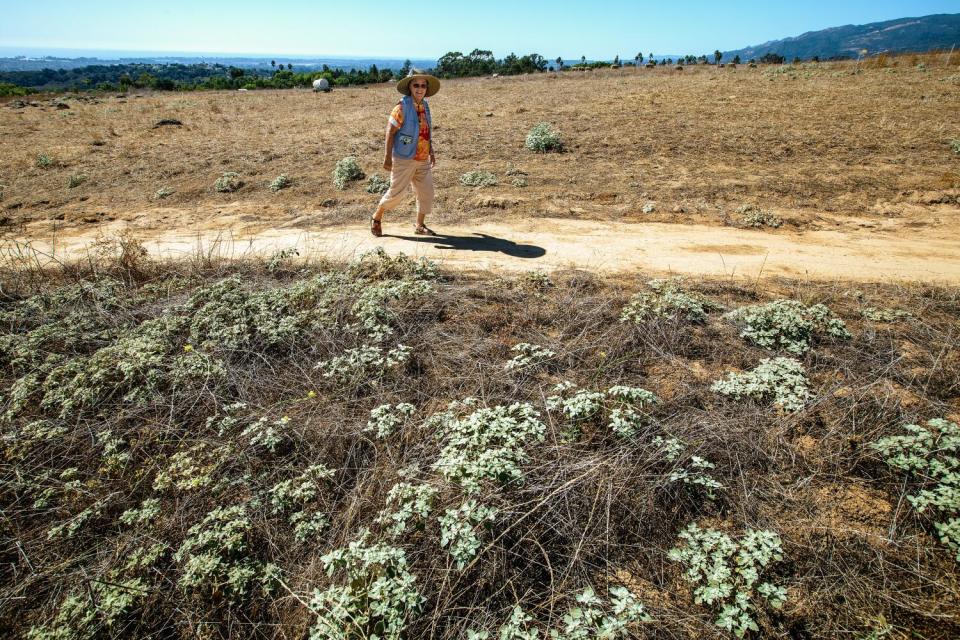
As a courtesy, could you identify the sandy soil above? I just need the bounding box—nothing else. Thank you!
[9,212,960,283]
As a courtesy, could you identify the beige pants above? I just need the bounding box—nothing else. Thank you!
[377,157,434,219]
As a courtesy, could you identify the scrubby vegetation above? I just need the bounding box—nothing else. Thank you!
[1,245,958,638]
[214,171,242,193]
[333,156,364,190]
[366,173,390,194]
[525,122,564,153]
[269,174,291,192]
[459,171,498,187]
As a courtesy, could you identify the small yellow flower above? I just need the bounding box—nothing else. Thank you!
[599,351,607,358]
[280,415,290,424]
[183,344,194,352]
[307,390,317,399]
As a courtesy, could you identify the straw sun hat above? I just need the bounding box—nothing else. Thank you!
[396,69,440,97]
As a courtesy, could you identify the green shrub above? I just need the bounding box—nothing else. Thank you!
[310,532,422,640]
[366,173,390,194]
[525,122,563,152]
[669,523,787,637]
[269,174,291,192]
[654,436,724,497]
[270,464,335,542]
[155,186,174,199]
[67,174,87,189]
[366,402,416,438]
[174,504,276,601]
[711,357,811,412]
[725,299,850,354]
[951,139,960,155]
[620,278,722,324]
[430,399,545,495]
[267,247,299,272]
[459,171,498,187]
[376,478,437,538]
[333,156,364,190]
[0,82,34,97]
[546,382,660,441]
[316,344,411,383]
[26,580,147,640]
[468,586,649,639]
[736,204,782,228]
[439,499,499,569]
[503,342,556,371]
[36,154,54,168]
[872,418,960,561]
[860,307,911,322]
[214,172,242,192]
[546,381,605,423]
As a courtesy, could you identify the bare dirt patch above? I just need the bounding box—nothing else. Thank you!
[12,215,960,284]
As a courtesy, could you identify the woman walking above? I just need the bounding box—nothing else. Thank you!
[370,69,440,237]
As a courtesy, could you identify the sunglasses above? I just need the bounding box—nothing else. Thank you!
[411,83,428,88]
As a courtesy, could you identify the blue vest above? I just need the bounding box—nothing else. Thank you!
[392,95,431,160]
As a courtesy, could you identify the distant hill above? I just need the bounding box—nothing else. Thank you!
[722,13,960,62]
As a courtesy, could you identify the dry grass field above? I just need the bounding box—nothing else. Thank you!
[1,54,960,640]
[1,55,958,242]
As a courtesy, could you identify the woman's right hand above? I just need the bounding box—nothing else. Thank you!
[383,158,393,171]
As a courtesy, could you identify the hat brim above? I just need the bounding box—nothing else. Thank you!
[397,74,440,97]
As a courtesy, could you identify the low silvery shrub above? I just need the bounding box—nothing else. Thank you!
[872,418,960,561]
[736,204,782,228]
[376,477,437,538]
[174,504,276,602]
[214,172,242,192]
[316,344,411,383]
[366,402,416,438]
[546,382,660,441]
[153,442,222,492]
[525,122,563,152]
[669,523,787,637]
[711,357,811,412]
[653,436,725,496]
[366,173,390,194]
[439,499,499,569]
[269,174,291,192]
[725,299,850,354]
[309,532,422,640]
[431,399,545,495]
[333,156,364,190]
[467,585,649,639]
[860,307,911,322]
[270,464,335,541]
[504,342,556,372]
[620,278,722,324]
[460,171,498,187]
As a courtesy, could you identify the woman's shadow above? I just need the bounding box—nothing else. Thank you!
[391,231,546,259]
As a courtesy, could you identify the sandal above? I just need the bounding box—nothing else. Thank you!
[370,217,383,237]
[414,224,437,236]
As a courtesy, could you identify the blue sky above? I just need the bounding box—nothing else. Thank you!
[2,1,957,59]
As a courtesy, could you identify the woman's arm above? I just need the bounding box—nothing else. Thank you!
[383,122,398,171]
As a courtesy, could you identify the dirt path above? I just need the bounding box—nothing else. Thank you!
[7,217,960,284]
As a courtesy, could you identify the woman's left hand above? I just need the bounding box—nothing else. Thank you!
[429,151,437,168]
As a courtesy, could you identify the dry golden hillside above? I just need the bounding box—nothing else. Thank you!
[1,57,958,239]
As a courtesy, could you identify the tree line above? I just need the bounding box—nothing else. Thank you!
[0,48,803,95]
